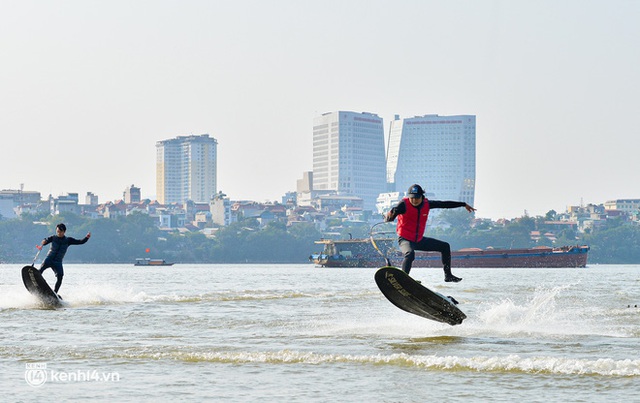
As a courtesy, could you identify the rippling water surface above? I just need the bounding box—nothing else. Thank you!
[1,264,638,402]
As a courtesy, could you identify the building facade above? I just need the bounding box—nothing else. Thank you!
[156,134,218,204]
[387,114,476,205]
[312,111,386,211]
[85,192,99,206]
[123,184,141,204]
[604,199,640,215]
[0,188,42,219]
[49,193,80,216]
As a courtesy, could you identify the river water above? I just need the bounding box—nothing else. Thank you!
[1,264,638,402]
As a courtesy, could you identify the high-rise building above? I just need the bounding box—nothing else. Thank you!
[387,114,476,205]
[156,134,218,204]
[313,111,386,211]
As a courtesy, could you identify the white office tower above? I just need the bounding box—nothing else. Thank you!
[156,134,218,204]
[387,115,475,205]
[313,111,387,211]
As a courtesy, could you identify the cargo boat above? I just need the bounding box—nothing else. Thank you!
[310,238,589,268]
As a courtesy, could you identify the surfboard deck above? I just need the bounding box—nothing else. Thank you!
[374,266,466,326]
[21,265,64,308]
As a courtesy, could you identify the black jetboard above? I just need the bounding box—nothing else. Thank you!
[375,266,466,326]
[21,265,63,308]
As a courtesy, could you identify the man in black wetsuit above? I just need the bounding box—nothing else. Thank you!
[37,223,91,295]
[385,184,475,282]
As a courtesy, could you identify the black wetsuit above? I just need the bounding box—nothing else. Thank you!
[40,235,89,293]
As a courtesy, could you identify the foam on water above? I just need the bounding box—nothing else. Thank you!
[310,281,637,342]
[1,281,361,310]
[468,283,635,338]
[0,285,43,310]
[89,348,640,377]
[475,285,568,331]
[0,282,159,309]
[12,340,636,377]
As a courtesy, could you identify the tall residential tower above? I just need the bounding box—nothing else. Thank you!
[313,111,386,210]
[387,114,476,205]
[156,134,218,204]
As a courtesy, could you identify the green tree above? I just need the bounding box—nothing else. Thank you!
[583,224,640,263]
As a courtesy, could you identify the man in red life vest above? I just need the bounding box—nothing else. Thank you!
[385,184,476,282]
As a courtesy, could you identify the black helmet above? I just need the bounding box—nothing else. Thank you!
[407,184,424,198]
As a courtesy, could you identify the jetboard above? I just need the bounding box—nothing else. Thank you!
[21,265,64,308]
[374,266,466,326]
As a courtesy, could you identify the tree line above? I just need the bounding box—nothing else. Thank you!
[1,210,639,264]
[0,212,322,264]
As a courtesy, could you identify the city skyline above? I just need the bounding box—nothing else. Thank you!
[1,1,639,220]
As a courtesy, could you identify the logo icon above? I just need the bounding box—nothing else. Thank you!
[25,363,47,387]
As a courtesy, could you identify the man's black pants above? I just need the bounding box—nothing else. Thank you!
[398,236,451,274]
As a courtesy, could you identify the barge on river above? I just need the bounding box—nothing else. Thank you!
[310,238,589,268]
[134,258,174,266]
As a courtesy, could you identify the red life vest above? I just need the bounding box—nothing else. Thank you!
[396,198,430,242]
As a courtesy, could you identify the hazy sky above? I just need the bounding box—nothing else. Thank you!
[1,0,638,220]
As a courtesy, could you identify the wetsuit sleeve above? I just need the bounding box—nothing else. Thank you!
[428,200,467,209]
[67,236,90,245]
[42,236,53,246]
[385,201,406,221]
